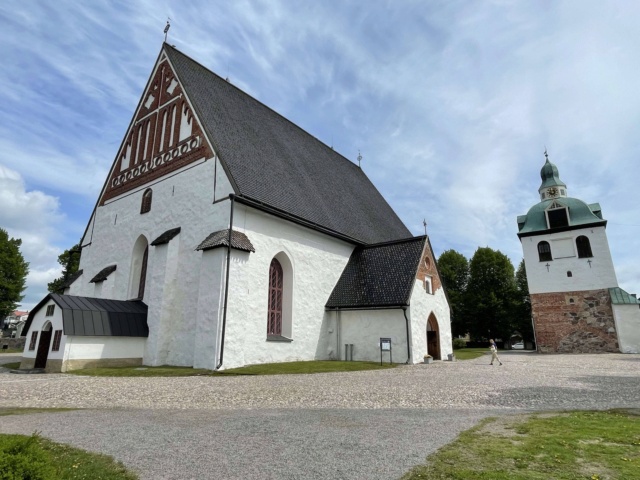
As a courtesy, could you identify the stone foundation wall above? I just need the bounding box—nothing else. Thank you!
[531,289,618,353]
[0,337,26,351]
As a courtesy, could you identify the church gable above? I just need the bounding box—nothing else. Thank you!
[415,238,442,294]
[101,51,214,204]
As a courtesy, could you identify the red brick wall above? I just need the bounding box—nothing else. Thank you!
[531,289,618,353]
[416,240,442,293]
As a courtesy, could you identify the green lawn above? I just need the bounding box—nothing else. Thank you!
[68,360,396,377]
[1,361,21,370]
[403,409,640,480]
[0,347,24,353]
[453,348,488,361]
[0,433,138,479]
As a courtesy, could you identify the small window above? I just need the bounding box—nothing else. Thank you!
[537,241,552,262]
[45,305,55,316]
[567,271,572,277]
[560,189,565,195]
[424,257,431,269]
[569,298,575,304]
[52,330,63,351]
[576,235,593,258]
[140,188,152,214]
[425,276,433,294]
[29,331,38,350]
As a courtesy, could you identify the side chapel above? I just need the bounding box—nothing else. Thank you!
[20,44,452,372]
[518,154,640,353]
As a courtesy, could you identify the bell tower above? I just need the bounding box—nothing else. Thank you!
[517,153,623,353]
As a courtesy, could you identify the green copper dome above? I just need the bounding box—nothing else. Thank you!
[517,197,605,236]
[539,158,567,189]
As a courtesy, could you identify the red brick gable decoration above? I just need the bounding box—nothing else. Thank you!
[416,240,442,292]
[101,55,213,204]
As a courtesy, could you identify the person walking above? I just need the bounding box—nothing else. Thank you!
[489,339,502,366]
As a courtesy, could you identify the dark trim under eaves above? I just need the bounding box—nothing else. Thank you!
[517,220,607,239]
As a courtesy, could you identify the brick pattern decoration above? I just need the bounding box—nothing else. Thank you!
[415,240,442,293]
[531,289,619,353]
[101,58,213,204]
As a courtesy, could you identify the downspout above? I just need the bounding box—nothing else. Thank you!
[216,194,235,370]
[402,307,411,364]
[335,308,341,360]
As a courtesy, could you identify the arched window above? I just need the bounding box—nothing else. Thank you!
[140,189,152,214]
[128,235,149,300]
[538,241,552,262]
[267,258,283,336]
[576,235,593,258]
[266,253,293,339]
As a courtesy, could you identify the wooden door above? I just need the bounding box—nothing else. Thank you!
[34,329,52,369]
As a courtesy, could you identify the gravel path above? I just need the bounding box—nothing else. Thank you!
[0,352,639,479]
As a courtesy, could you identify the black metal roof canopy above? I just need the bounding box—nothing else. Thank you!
[326,236,427,309]
[164,45,411,245]
[22,294,148,337]
[196,229,255,253]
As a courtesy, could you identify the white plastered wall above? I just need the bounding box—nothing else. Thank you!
[612,304,640,354]
[21,301,64,361]
[521,226,618,294]
[73,155,234,367]
[407,279,452,363]
[338,309,409,363]
[219,204,354,369]
[63,337,146,364]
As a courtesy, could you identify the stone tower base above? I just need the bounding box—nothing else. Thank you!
[531,289,619,353]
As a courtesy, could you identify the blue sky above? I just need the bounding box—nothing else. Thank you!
[1,0,639,310]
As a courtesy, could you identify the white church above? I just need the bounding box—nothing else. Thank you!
[20,44,452,372]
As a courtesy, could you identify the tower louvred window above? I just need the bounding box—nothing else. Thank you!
[538,241,552,262]
[576,235,593,258]
[267,259,283,336]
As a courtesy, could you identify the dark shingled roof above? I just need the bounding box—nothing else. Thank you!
[62,269,83,289]
[151,227,181,246]
[90,265,117,283]
[326,236,426,309]
[196,229,255,253]
[22,294,148,338]
[164,45,410,245]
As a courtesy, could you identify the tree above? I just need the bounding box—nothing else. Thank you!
[0,228,29,320]
[464,247,517,342]
[513,259,534,342]
[48,244,81,294]
[437,249,469,337]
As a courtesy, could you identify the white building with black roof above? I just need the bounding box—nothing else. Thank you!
[20,44,451,371]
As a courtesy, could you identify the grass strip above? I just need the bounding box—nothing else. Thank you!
[0,361,21,370]
[402,409,640,480]
[68,360,396,377]
[0,432,138,479]
[0,407,78,417]
[453,348,488,361]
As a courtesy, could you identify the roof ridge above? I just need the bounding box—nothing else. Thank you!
[163,43,363,172]
[363,235,427,249]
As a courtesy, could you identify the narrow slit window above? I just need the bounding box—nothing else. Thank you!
[45,305,55,316]
[267,258,283,336]
[52,330,63,351]
[140,188,152,214]
[29,331,38,350]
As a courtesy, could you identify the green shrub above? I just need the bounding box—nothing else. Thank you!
[452,338,467,350]
[0,433,56,480]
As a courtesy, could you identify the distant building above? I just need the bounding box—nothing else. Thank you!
[21,44,451,372]
[517,154,640,353]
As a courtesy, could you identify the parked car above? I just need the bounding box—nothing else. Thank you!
[512,341,524,350]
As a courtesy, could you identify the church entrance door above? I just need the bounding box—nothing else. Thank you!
[427,314,441,360]
[34,323,53,369]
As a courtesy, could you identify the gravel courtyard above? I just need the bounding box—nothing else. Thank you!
[1,351,639,479]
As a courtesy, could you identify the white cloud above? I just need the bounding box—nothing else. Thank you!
[0,164,65,309]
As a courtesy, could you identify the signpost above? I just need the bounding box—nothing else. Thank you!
[380,337,392,365]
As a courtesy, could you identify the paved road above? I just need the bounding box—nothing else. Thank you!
[1,352,639,479]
